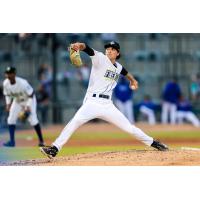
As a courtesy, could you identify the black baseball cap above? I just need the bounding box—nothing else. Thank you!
[104,41,120,52]
[104,41,121,59]
[5,66,16,74]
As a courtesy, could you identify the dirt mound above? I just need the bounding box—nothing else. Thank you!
[2,149,200,166]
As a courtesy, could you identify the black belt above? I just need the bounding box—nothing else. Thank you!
[92,94,110,99]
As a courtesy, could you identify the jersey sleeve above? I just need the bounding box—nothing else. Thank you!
[23,80,34,96]
[120,67,128,76]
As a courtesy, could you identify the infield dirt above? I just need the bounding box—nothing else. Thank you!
[2,149,200,166]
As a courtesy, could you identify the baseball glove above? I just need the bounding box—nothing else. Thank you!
[69,46,83,67]
[18,110,30,122]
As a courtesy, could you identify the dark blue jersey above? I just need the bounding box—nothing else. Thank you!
[162,82,181,103]
[114,78,133,102]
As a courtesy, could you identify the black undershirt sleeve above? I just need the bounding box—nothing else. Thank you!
[120,67,128,76]
[83,44,95,56]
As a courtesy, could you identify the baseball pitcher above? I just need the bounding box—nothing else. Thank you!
[3,67,45,147]
[40,41,168,158]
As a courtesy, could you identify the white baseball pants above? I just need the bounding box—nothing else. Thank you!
[53,97,153,151]
[176,111,200,127]
[115,99,134,123]
[161,101,177,124]
[7,96,39,126]
[140,106,156,125]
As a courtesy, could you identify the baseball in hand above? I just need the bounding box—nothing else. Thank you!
[130,85,136,90]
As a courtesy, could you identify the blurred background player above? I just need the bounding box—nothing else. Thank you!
[37,63,52,98]
[137,95,157,125]
[176,95,200,127]
[3,67,45,147]
[114,76,134,123]
[161,76,182,124]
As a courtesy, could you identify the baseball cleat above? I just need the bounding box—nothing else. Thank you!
[3,141,15,147]
[40,146,58,159]
[151,140,169,151]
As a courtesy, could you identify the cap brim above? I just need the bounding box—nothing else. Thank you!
[104,44,120,52]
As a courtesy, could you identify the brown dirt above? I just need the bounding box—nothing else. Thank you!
[2,149,200,166]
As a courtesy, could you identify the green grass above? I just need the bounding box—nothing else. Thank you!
[1,129,200,141]
[63,130,200,140]
[0,146,141,162]
[148,131,200,139]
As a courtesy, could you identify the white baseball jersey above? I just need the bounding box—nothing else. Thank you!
[3,76,39,126]
[3,76,33,104]
[86,50,122,97]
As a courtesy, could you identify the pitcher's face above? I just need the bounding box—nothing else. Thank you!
[105,47,119,62]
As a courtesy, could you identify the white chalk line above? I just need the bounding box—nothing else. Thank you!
[180,147,200,151]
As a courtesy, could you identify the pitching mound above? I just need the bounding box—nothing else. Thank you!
[2,149,200,166]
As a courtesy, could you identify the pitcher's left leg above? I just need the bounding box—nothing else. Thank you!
[101,104,153,146]
[101,103,168,150]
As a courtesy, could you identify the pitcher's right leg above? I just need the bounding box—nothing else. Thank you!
[52,116,89,150]
[40,100,99,158]
[52,101,97,150]
[40,114,90,159]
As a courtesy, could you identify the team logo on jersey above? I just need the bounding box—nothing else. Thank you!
[104,69,119,81]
